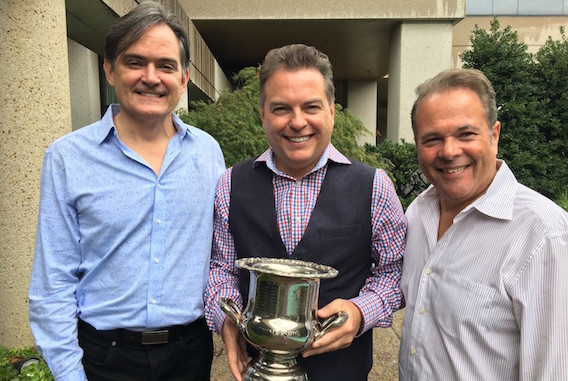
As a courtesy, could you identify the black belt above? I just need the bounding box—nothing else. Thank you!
[78,318,206,346]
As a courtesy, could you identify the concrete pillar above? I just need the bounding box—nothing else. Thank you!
[386,21,453,143]
[347,80,378,146]
[68,39,102,130]
[0,0,72,347]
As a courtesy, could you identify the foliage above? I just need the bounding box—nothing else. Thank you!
[178,67,267,168]
[556,188,568,212]
[178,67,393,175]
[0,347,53,381]
[366,140,429,210]
[460,18,568,200]
[533,27,568,198]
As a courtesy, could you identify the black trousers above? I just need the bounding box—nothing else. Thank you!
[78,318,213,381]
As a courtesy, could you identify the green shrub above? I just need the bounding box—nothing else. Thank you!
[461,18,568,201]
[556,188,568,212]
[178,67,267,168]
[0,347,53,381]
[366,140,429,210]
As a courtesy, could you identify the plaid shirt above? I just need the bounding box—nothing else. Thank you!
[204,144,406,335]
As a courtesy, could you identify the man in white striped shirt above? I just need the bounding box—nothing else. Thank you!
[399,68,568,380]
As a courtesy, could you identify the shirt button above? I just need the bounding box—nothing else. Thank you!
[296,180,302,186]
[295,217,301,223]
[156,183,161,188]
[410,347,417,355]
[156,219,162,225]
[426,268,433,275]
[154,258,159,264]
[419,307,426,315]
[151,299,156,304]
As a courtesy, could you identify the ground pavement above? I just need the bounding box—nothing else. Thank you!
[210,309,404,381]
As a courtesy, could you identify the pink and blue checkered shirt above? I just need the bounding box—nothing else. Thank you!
[204,144,406,335]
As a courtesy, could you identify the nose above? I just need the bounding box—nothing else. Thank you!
[439,137,462,159]
[141,64,160,86]
[289,108,307,130]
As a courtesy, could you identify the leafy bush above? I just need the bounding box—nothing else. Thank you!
[0,347,53,381]
[556,188,568,212]
[461,19,568,200]
[366,140,429,210]
[178,67,267,168]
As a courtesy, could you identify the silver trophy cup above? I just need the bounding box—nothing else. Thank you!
[219,257,347,381]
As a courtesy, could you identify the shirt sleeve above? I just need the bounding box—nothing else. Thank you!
[350,169,407,333]
[513,233,568,379]
[28,150,87,381]
[204,168,243,334]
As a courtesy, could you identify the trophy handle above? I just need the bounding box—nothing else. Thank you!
[314,311,348,339]
[218,298,245,329]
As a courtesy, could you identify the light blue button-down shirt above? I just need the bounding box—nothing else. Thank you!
[29,104,225,380]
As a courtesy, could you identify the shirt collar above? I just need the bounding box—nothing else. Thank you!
[255,143,351,176]
[470,160,517,220]
[96,104,191,144]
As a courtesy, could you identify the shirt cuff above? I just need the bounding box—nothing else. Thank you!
[350,293,392,335]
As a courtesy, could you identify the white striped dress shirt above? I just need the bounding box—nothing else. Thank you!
[399,161,568,380]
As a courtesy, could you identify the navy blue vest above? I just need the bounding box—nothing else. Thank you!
[229,157,375,381]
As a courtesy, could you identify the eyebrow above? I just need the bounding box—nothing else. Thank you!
[268,98,324,107]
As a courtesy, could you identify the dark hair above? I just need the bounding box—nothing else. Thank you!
[411,68,498,135]
[104,1,189,71]
[258,44,335,107]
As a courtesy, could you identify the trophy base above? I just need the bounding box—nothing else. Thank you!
[243,351,308,381]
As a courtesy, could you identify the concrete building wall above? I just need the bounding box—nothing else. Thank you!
[181,0,464,19]
[0,0,72,348]
[387,22,454,143]
[68,39,102,131]
[348,80,379,146]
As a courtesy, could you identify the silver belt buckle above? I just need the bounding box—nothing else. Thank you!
[141,329,169,345]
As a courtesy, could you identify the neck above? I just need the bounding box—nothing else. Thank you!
[113,112,176,143]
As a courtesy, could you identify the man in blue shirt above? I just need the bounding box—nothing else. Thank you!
[28,3,225,380]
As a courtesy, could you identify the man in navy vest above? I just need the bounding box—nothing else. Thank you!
[204,44,407,381]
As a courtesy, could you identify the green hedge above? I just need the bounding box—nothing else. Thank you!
[0,347,52,381]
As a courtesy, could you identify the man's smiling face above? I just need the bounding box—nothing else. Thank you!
[103,23,189,125]
[415,87,500,212]
[259,68,335,180]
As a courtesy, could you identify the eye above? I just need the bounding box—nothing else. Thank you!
[160,63,177,72]
[126,60,143,68]
[304,105,322,114]
[458,131,476,140]
[421,137,441,146]
[270,106,290,116]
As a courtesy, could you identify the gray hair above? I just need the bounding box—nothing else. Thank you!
[104,1,189,71]
[258,44,335,107]
[411,68,498,134]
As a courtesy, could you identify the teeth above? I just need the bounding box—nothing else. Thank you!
[288,136,309,143]
[445,166,466,174]
[140,92,161,97]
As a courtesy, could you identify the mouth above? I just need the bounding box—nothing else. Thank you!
[440,165,467,174]
[136,91,164,98]
[286,135,310,143]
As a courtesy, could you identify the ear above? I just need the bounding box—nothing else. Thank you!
[492,121,501,146]
[103,59,115,86]
[259,106,265,124]
[329,102,335,120]
[180,67,190,93]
